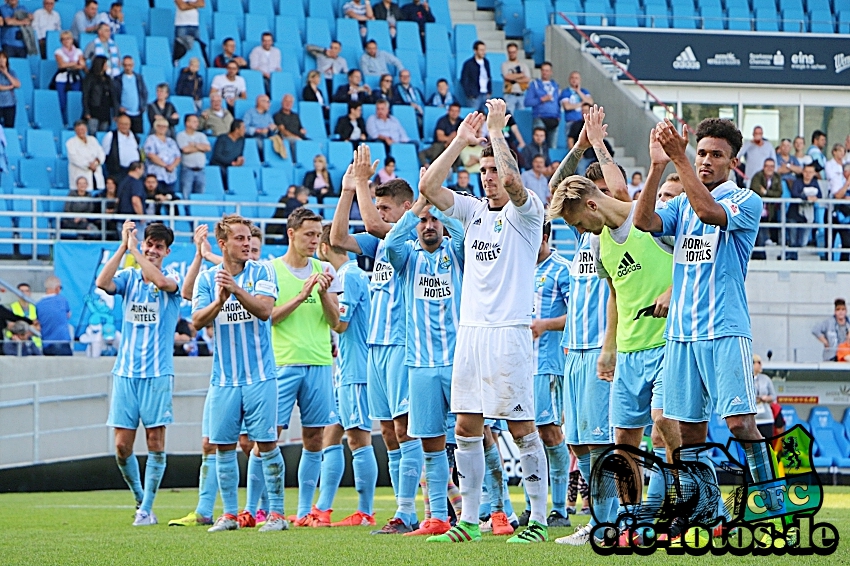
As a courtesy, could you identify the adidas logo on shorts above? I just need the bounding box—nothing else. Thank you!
[592,427,604,436]
[525,474,542,482]
[617,252,641,278]
[473,218,482,225]
[512,404,523,412]
[731,396,743,406]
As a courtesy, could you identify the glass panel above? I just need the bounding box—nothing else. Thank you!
[681,103,738,129]
[742,105,799,143]
[803,106,850,148]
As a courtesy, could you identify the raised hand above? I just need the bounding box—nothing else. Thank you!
[341,162,356,193]
[315,270,334,294]
[585,105,608,146]
[657,119,689,161]
[215,269,238,295]
[193,223,208,250]
[575,121,591,150]
[354,145,379,183]
[299,273,319,299]
[127,225,139,251]
[455,112,487,147]
[485,98,511,136]
[649,125,671,166]
[121,220,135,247]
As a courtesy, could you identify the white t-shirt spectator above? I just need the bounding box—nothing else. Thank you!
[32,7,62,40]
[211,74,247,103]
[174,0,200,26]
[825,159,846,196]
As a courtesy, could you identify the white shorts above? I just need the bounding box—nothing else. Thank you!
[450,325,535,421]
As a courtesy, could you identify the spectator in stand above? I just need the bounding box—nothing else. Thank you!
[242,94,277,138]
[71,0,100,43]
[302,70,329,119]
[53,31,85,123]
[175,57,204,110]
[67,119,106,190]
[521,154,550,205]
[274,94,307,142]
[199,91,234,137]
[793,135,807,163]
[4,321,41,356]
[427,78,454,107]
[249,32,282,96]
[825,143,847,196]
[99,2,124,35]
[212,37,247,69]
[372,0,402,47]
[501,42,530,113]
[459,137,484,174]
[61,176,99,238]
[400,0,434,51]
[371,73,394,104]
[392,69,424,133]
[0,51,20,128]
[627,171,644,200]
[449,169,473,194]
[144,117,182,207]
[460,41,490,112]
[267,185,309,243]
[102,114,141,182]
[147,83,179,138]
[97,175,119,238]
[787,162,821,259]
[142,172,168,215]
[174,0,203,42]
[4,283,40,348]
[524,61,560,149]
[737,126,776,188]
[375,155,396,183]
[812,298,850,361]
[33,0,61,59]
[84,23,120,78]
[333,69,371,103]
[115,161,145,216]
[360,39,404,77]
[176,114,210,195]
[808,129,827,175]
[520,127,556,176]
[830,162,850,261]
[0,0,33,58]
[656,173,684,203]
[776,137,802,189]
[418,101,460,166]
[211,61,247,114]
[366,99,409,150]
[306,41,348,97]
[334,100,367,147]
[342,0,374,37]
[113,56,147,134]
[302,154,334,202]
[210,119,246,171]
[559,70,593,131]
[750,158,783,258]
[37,275,72,356]
[751,355,776,438]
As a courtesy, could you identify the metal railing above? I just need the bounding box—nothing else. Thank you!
[555,11,833,33]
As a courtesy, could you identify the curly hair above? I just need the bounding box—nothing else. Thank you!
[694,118,743,157]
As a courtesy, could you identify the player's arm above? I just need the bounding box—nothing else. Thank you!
[549,123,590,194]
[126,229,178,293]
[352,145,391,238]
[657,119,728,227]
[216,269,274,321]
[330,163,363,254]
[597,279,617,382]
[419,112,486,211]
[317,276,340,329]
[486,99,526,208]
[653,285,672,318]
[192,273,223,329]
[182,225,209,301]
[271,274,319,325]
[385,202,422,270]
[585,106,629,202]
[530,314,566,340]
[96,219,132,294]
[633,127,670,233]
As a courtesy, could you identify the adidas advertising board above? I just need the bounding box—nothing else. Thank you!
[566,27,850,86]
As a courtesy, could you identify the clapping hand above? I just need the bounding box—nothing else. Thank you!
[656,119,689,161]
[485,98,510,135]
[455,112,487,147]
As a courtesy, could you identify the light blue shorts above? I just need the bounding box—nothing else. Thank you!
[534,373,564,427]
[487,419,508,431]
[339,383,371,432]
[276,365,337,429]
[563,348,612,445]
[445,412,457,446]
[207,379,278,445]
[107,374,173,430]
[611,346,665,429]
[366,344,409,420]
[408,365,452,439]
[663,337,757,422]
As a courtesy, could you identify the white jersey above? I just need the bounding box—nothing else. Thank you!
[445,190,544,327]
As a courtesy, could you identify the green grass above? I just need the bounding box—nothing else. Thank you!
[1,487,848,565]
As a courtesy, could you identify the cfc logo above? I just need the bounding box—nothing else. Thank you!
[494,218,503,233]
[439,254,452,270]
[535,275,546,289]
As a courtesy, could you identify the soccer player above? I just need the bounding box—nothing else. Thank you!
[418,99,549,544]
[330,146,423,535]
[384,193,465,536]
[97,220,181,526]
[632,119,781,528]
[314,223,378,527]
[192,214,287,532]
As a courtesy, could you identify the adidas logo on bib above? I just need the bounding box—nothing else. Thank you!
[617,252,641,278]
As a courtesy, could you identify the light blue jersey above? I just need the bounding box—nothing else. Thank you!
[654,181,761,342]
[533,250,570,375]
[563,229,608,351]
[111,267,181,379]
[353,233,406,346]
[337,259,371,385]
[192,261,278,386]
[384,210,465,368]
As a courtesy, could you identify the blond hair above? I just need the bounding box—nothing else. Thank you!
[215,214,253,242]
[547,175,601,222]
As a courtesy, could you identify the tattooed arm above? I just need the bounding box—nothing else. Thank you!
[486,99,527,208]
[548,129,588,194]
[585,105,629,202]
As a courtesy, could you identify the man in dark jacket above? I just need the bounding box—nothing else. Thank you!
[334,101,367,148]
[112,56,148,134]
[373,0,403,47]
[400,0,434,51]
[460,41,490,112]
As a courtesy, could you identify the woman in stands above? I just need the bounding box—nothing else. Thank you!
[0,50,20,128]
[302,154,334,203]
[302,70,328,120]
[143,117,182,212]
[147,83,180,138]
[371,73,394,104]
[82,55,116,133]
[52,31,85,124]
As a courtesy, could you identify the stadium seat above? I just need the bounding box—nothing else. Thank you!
[321,196,339,220]
[242,138,263,168]
[497,0,525,38]
[298,102,328,140]
[296,139,326,168]
[392,143,419,172]
[261,166,294,195]
[225,192,258,219]
[453,24,478,57]
[188,193,223,219]
[249,0,276,19]
[425,23,450,55]
[523,1,547,64]
[809,407,850,466]
[366,20,393,54]
[726,6,752,30]
[37,59,57,91]
[276,15,305,44]
[392,105,420,143]
[241,70,266,101]
[145,36,172,67]
[328,141,353,174]
[422,106,444,144]
[308,0,336,29]
[644,4,671,28]
[306,17,332,48]
[114,35,141,66]
[701,5,725,29]
[809,10,834,33]
[8,58,33,110]
[396,21,423,55]
[755,9,780,31]
[782,7,807,31]
[245,14,273,42]
[149,8,176,44]
[24,129,57,159]
[363,141,386,165]
[4,128,22,161]
[66,91,84,128]
[142,66,169,102]
[18,158,55,190]
[202,166,226,197]
[213,13,242,43]
[227,167,259,198]
[396,49,424,83]
[780,406,808,432]
[171,97,197,128]
[31,90,63,134]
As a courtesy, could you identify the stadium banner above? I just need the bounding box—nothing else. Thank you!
[54,241,287,340]
[564,26,850,86]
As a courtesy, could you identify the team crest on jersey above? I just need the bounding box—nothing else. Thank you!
[494,218,503,233]
[439,254,452,270]
[244,280,254,291]
[535,275,546,289]
[150,285,160,296]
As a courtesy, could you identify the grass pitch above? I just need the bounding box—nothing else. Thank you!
[1,486,848,565]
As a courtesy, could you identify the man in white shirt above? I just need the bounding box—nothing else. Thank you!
[359,39,403,77]
[249,32,281,96]
[174,0,203,41]
[102,114,141,181]
[520,154,550,205]
[211,61,247,113]
[71,0,100,43]
[176,114,211,195]
[366,100,409,148]
[737,126,776,188]
[306,41,348,96]
[501,42,530,113]
[33,0,61,59]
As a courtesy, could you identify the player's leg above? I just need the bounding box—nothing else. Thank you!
[332,391,378,527]
[314,423,345,523]
[271,365,300,521]
[242,435,267,527]
[133,374,173,525]
[170,389,216,527]
[444,412,462,520]
[107,375,144,510]
[482,423,516,535]
[537,373,570,527]
[207,384,243,532]
[246,377,288,532]
[367,346,400,503]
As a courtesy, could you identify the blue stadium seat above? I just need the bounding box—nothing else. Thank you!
[224,192,258,219]
[809,10,834,33]
[396,49,424,82]
[523,1,547,64]
[615,5,641,27]
[47,188,68,213]
[142,66,169,102]
[644,4,671,27]
[429,0,452,26]
[202,166,226,197]
[66,91,83,127]
[425,23,450,54]
[782,7,807,31]
[366,20,393,54]
[396,21,422,57]
[145,36,172,67]
[261,166,293,195]
[4,128,22,161]
[213,13,242,43]
[227,167,259,197]
[32,90,63,133]
[363,141,386,165]
[149,8,176,44]
[52,1,77,31]
[701,5,725,29]
[245,14,273,41]
[392,143,419,171]
[114,35,141,65]
[18,157,55,190]
[807,0,831,12]
[37,59,56,91]
[726,6,752,30]
[59,131,75,158]
[308,0,336,28]
[306,17,332,47]
[553,0,583,24]
[241,70,266,101]
[171,96,197,128]
[780,406,809,432]
[321,196,339,220]
[217,0,244,14]
[422,106,444,144]
[8,58,33,110]
[25,129,57,159]
[188,193,223,219]
[752,0,778,10]
[242,139,263,168]
[755,9,780,31]
[671,5,699,28]
[392,105,420,143]
[249,0,276,19]
[453,24,478,57]
[261,145,294,178]
[329,102,349,138]
[328,140,353,172]
[276,15,305,44]
[270,73,298,108]
[496,0,524,38]
[298,102,328,140]
[809,406,850,467]
[296,139,326,168]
